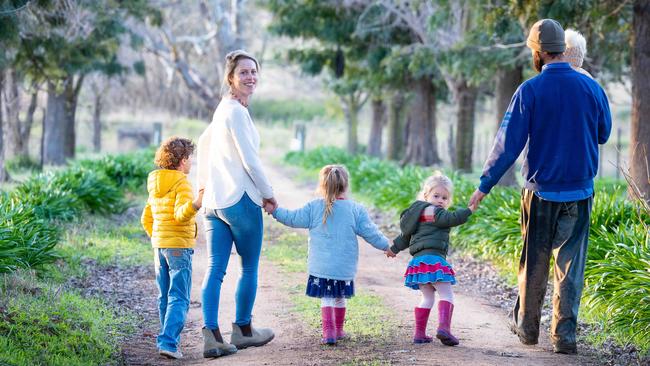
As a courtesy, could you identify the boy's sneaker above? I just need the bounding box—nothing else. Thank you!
[159,349,183,359]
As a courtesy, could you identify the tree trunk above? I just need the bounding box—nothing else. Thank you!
[367,97,386,157]
[494,66,522,186]
[19,89,38,157]
[3,68,21,161]
[0,69,8,182]
[453,79,478,172]
[43,81,69,165]
[402,77,441,166]
[386,91,405,160]
[630,0,650,203]
[342,96,360,154]
[93,92,102,152]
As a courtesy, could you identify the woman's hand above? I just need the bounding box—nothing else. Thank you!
[262,197,278,214]
[193,189,205,210]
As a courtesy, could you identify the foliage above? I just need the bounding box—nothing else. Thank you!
[4,155,41,174]
[285,146,650,353]
[1,148,153,274]
[73,148,155,192]
[0,192,61,273]
[249,98,327,123]
[0,277,135,366]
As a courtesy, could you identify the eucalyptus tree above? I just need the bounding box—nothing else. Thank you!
[267,0,372,154]
[14,0,157,165]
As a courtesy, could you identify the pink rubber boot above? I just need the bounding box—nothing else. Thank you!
[413,307,433,343]
[334,307,348,340]
[321,307,336,345]
[436,300,459,346]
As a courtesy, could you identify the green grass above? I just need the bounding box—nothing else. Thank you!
[263,220,397,340]
[0,272,136,366]
[57,210,151,269]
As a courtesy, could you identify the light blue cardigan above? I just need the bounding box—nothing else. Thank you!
[272,199,389,281]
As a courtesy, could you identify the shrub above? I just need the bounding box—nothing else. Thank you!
[0,192,60,273]
[73,148,155,192]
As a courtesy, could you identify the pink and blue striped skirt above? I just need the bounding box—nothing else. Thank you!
[404,255,456,290]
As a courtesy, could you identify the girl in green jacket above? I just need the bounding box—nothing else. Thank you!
[387,172,476,346]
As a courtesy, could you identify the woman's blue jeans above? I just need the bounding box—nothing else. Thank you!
[202,192,263,329]
[155,248,193,352]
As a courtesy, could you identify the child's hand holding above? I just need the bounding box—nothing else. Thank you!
[468,201,478,213]
[193,189,205,210]
[385,248,396,258]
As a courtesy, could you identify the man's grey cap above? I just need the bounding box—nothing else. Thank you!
[527,19,566,53]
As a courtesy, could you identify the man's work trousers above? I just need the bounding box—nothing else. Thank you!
[512,189,592,347]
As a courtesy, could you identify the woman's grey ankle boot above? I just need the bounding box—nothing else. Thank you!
[230,322,275,349]
[202,327,238,358]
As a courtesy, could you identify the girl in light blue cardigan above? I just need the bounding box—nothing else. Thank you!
[269,164,393,345]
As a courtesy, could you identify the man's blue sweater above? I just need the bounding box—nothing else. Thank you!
[479,63,612,194]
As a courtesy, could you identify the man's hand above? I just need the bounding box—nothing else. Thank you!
[468,189,486,211]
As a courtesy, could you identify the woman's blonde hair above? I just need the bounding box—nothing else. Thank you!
[221,49,260,95]
[564,29,587,68]
[417,171,454,205]
[317,164,349,224]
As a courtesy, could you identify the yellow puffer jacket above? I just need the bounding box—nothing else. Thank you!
[141,169,197,248]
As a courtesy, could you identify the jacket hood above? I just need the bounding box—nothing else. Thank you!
[147,169,186,198]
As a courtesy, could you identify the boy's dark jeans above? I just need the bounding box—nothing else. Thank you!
[512,189,592,347]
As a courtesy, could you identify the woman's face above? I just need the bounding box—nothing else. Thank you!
[230,58,258,97]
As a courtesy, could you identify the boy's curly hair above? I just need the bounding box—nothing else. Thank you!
[154,136,195,170]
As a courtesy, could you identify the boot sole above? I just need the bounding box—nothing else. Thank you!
[436,331,459,346]
[203,348,237,358]
[232,334,275,349]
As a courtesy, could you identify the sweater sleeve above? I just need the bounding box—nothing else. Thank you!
[597,86,612,145]
[197,124,212,190]
[228,108,274,199]
[354,205,390,251]
[174,179,197,223]
[432,207,472,228]
[141,200,153,238]
[272,202,313,229]
[479,84,532,194]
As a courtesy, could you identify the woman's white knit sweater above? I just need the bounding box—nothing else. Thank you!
[197,98,273,209]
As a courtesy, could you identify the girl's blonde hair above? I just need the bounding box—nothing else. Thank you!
[317,164,349,224]
[221,49,260,95]
[564,29,587,68]
[417,171,454,205]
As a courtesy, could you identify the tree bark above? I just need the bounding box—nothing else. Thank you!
[19,88,38,158]
[402,77,441,166]
[341,95,360,154]
[452,79,478,172]
[494,66,522,186]
[630,0,650,203]
[3,68,20,161]
[367,97,386,157]
[93,91,102,153]
[0,69,8,182]
[43,81,69,165]
[386,91,405,160]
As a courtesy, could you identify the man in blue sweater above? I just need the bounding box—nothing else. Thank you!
[468,19,612,354]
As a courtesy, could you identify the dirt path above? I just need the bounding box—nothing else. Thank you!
[122,159,600,365]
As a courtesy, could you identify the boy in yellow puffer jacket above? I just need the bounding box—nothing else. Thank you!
[141,136,204,360]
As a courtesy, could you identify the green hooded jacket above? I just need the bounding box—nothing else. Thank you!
[390,200,472,259]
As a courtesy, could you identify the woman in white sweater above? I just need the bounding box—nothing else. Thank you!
[197,50,276,358]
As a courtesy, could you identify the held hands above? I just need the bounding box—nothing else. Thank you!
[262,197,278,215]
[468,189,486,213]
[385,248,396,258]
[193,188,205,210]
